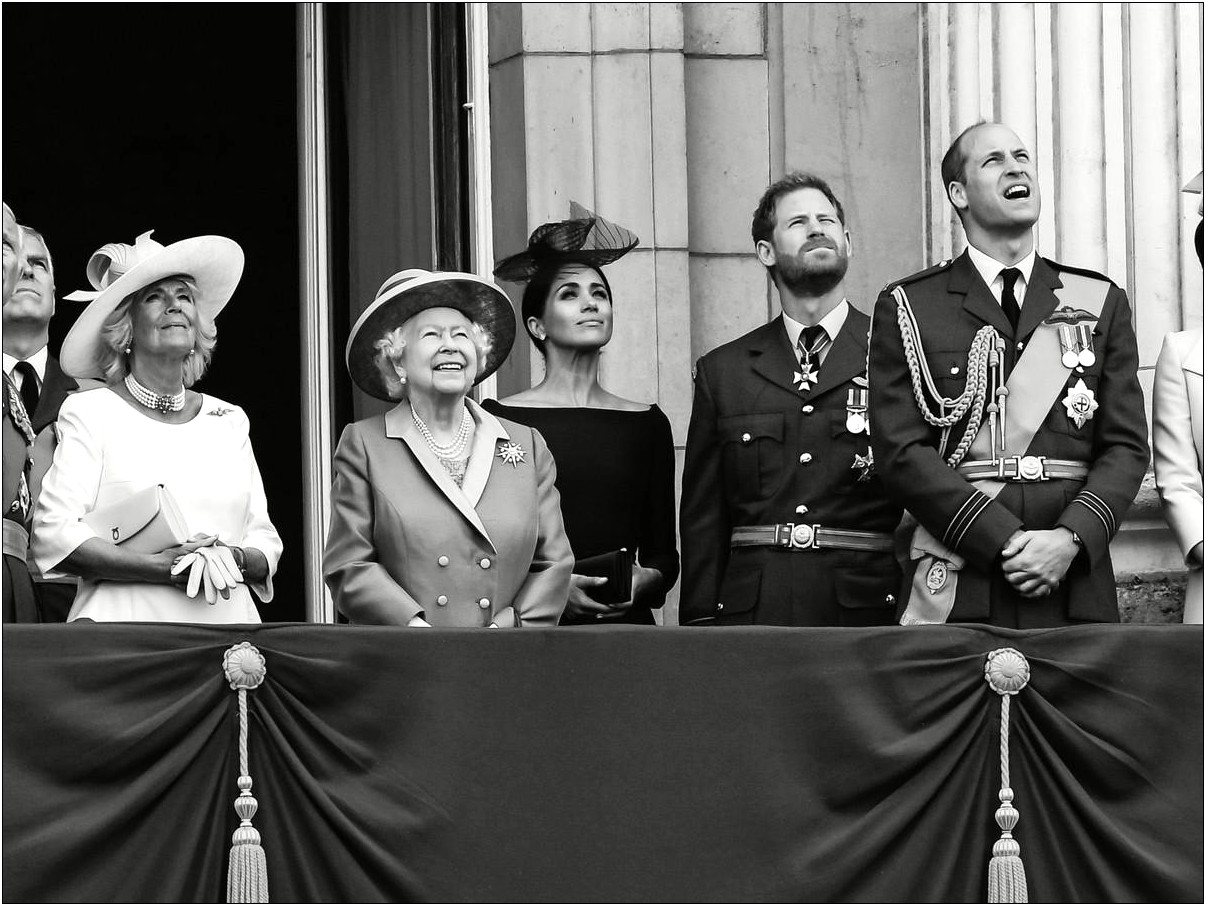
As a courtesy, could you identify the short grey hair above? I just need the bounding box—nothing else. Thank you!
[97,276,218,388]
[373,317,492,400]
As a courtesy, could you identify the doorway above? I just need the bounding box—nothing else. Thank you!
[3,3,306,620]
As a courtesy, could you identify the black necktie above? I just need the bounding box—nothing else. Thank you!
[798,324,828,364]
[999,267,1022,334]
[13,361,39,418]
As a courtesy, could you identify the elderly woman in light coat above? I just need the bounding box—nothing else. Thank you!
[323,269,573,627]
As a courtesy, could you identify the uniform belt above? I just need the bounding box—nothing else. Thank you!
[731,524,895,553]
[2,519,29,563]
[955,456,1089,482]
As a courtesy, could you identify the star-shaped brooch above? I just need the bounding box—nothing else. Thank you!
[793,366,819,392]
[1061,378,1098,429]
[496,440,527,467]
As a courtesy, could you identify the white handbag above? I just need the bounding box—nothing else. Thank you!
[81,484,189,554]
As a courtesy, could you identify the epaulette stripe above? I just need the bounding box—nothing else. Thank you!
[1075,490,1117,536]
[881,259,953,294]
[1046,259,1115,285]
[1071,492,1113,537]
[951,494,992,550]
[943,493,981,548]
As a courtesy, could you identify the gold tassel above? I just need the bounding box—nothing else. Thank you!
[984,648,1030,904]
[223,643,269,904]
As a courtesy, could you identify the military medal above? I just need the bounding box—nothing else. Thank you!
[1062,378,1099,429]
[1058,325,1078,369]
[496,440,527,467]
[926,560,948,594]
[1076,323,1096,368]
[845,389,868,434]
[793,366,818,392]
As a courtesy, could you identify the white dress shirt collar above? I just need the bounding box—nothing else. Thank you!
[3,346,49,387]
[782,299,850,351]
[966,243,1037,306]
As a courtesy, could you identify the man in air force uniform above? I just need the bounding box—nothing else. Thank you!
[868,122,1148,628]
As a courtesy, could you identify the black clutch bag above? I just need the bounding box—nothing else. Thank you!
[574,548,634,605]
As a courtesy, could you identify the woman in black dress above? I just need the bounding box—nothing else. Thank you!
[484,205,679,625]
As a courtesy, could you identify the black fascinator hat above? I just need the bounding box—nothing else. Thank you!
[493,201,639,283]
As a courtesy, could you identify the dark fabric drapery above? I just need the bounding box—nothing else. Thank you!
[3,623,1201,903]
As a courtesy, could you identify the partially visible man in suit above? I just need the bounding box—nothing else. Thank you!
[868,121,1148,628]
[4,223,78,620]
[680,172,903,625]
[2,203,40,622]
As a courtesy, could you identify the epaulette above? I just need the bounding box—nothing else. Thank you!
[1043,257,1116,286]
[880,258,954,294]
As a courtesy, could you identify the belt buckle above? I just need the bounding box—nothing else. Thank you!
[998,455,1046,481]
[789,523,817,550]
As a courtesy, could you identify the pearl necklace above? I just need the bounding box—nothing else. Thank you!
[125,373,185,413]
[411,403,472,459]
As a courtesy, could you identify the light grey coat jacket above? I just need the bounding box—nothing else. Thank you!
[324,398,572,627]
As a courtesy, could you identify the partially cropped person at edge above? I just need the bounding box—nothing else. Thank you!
[485,204,680,625]
[1152,172,1204,623]
[30,230,282,622]
[323,268,573,627]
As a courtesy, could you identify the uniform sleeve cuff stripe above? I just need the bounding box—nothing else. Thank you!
[1077,490,1117,535]
[952,496,991,549]
[1073,494,1113,536]
[946,492,991,550]
[943,494,980,547]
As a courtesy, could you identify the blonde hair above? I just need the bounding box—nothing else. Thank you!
[373,316,492,400]
[97,276,218,387]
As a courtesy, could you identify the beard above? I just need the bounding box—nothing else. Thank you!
[776,241,849,296]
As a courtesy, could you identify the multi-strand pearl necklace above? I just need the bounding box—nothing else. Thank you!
[410,403,472,460]
[125,373,186,413]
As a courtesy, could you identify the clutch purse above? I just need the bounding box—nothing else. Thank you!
[81,484,189,554]
[574,548,634,605]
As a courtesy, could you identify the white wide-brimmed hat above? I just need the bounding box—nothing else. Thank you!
[60,230,244,379]
[346,268,516,401]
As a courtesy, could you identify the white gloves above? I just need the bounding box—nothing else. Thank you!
[172,543,244,604]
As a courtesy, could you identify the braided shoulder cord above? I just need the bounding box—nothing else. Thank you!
[893,286,996,467]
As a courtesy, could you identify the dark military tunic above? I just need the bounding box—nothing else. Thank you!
[868,251,1149,627]
[680,309,903,626]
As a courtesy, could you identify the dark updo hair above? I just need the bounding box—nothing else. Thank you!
[521,260,612,356]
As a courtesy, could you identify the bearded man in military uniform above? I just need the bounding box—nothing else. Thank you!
[681,173,903,626]
[868,122,1148,628]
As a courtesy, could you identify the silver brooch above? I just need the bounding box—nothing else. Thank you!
[496,440,527,467]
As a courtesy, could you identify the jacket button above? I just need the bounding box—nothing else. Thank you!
[478,597,491,609]
[885,594,895,605]
[480,558,491,569]
[436,595,448,606]
[716,602,724,611]
[1016,341,1024,352]
[949,365,960,375]
[799,452,812,464]
[438,556,449,567]
[795,505,808,515]
[801,405,814,414]
[741,432,752,443]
